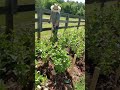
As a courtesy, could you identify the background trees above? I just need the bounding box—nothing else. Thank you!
[36,0,85,17]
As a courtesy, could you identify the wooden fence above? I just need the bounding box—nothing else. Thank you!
[35,8,85,39]
[1,1,119,90]
[0,0,34,34]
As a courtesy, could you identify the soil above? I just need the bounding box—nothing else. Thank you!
[85,60,120,90]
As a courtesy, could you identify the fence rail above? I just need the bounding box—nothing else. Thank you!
[0,0,34,35]
[0,0,85,40]
[0,4,34,14]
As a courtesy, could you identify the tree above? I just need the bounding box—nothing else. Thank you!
[36,0,85,17]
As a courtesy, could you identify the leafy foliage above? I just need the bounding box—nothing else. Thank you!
[35,0,85,17]
[0,80,7,90]
[0,26,34,89]
[35,71,48,86]
[74,75,85,90]
[35,40,52,62]
[58,28,85,58]
[35,40,71,73]
[35,28,85,88]
[50,44,71,73]
[86,3,120,75]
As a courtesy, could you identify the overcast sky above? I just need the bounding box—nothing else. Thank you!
[64,0,85,3]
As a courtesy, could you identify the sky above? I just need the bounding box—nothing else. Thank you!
[64,0,85,3]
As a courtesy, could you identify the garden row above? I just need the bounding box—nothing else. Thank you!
[35,28,85,90]
[86,2,120,90]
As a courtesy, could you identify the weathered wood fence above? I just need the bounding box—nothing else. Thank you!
[35,8,85,39]
[0,0,34,34]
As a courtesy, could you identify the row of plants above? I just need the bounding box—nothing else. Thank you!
[86,2,120,75]
[86,2,120,90]
[35,28,85,89]
[74,75,85,90]
[35,40,71,73]
[58,28,85,58]
[0,26,34,89]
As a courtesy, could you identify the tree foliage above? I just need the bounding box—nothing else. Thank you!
[36,0,85,17]
[86,2,120,75]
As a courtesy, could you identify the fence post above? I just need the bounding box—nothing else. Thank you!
[11,0,17,14]
[5,0,14,34]
[77,17,81,29]
[117,0,120,7]
[37,8,42,40]
[89,67,100,90]
[114,66,120,90]
[65,14,69,30]
[5,0,17,41]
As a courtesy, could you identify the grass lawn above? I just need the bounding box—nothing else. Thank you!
[35,26,85,40]
[0,0,5,7]
[74,75,85,90]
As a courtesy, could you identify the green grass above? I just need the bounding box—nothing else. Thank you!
[74,75,85,90]
[35,26,85,40]
[0,0,5,7]
[0,15,5,25]
[0,12,34,26]
[0,0,34,26]
[35,28,65,40]
[42,14,85,21]
[0,0,34,6]
[17,0,34,5]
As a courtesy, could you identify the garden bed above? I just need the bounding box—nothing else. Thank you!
[35,28,85,90]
